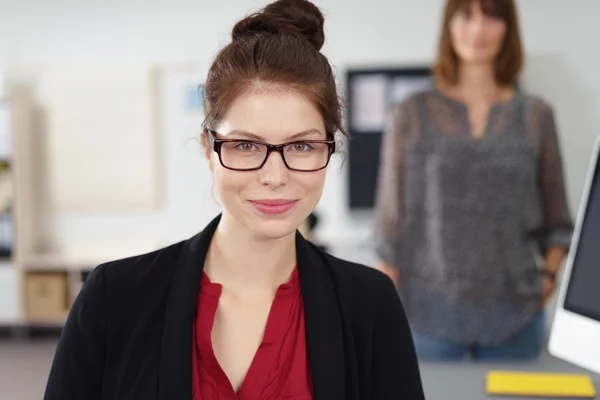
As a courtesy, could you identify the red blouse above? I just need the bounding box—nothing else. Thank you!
[192,267,313,400]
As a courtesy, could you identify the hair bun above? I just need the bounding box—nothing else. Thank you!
[232,0,325,51]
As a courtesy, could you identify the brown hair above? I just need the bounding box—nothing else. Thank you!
[433,0,523,86]
[201,0,347,145]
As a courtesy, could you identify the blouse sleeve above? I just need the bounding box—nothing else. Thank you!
[538,103,574,249]
[374,101,409,268]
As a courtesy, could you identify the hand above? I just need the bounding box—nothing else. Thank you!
[375,259,400,286]
[539,275,556,309]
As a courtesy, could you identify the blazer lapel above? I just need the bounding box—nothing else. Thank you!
[296,233,347,400]
[158,215,221,400]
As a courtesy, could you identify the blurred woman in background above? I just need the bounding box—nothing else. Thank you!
[375,0,573,360]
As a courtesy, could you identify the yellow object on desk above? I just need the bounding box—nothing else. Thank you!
[486,370,597,398]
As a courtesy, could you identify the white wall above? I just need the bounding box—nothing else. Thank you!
[0,0,598,261]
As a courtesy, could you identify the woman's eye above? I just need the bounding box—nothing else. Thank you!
[236,142,255,151]
[486,14,503,22]
[291,143,312,152]
[454,10,468,20]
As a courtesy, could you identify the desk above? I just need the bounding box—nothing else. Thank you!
[420,353,600,399]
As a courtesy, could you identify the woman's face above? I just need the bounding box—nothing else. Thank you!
[449,1,507,65]
[208,89,329,240]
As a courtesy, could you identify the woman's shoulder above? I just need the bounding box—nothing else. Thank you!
[519,92,555,114]
[320,250,398,306]
[95,240,186,292]
[315,249,408,335]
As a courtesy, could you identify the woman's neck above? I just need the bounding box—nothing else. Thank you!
[442,63,512,103]
[457,63,498,94]
[204,213,297,295]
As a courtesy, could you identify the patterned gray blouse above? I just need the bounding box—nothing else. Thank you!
[374,89,573,345]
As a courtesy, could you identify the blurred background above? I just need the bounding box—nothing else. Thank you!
[0,0,599,398]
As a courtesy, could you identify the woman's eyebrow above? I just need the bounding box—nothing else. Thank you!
[285,129,325,140]
[224,129,324,141]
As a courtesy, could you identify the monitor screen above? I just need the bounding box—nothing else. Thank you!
[564,155,600,322]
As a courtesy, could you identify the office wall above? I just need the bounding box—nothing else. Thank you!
[0,0,598,258]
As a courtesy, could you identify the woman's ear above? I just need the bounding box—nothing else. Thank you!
[200,129,212,158]
[207,154,215,173]
[200,129,215,172]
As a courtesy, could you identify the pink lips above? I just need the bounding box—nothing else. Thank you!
[249,199,298,215]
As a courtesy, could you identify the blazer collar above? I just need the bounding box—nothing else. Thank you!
[296,230,347,400]
[158,214,346,400]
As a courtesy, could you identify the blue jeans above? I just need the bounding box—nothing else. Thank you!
[412,312,546,361]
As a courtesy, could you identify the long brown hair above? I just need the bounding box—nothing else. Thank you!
[434,0,523,86]
[201,0,347,144]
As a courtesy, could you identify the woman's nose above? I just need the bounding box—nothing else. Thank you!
[258,151,289,187]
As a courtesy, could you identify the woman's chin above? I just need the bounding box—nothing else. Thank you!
[459,51,497,65]
[250,217,302,240]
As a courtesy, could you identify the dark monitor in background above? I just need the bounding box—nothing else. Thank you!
[549,136,600,374]
[346,67,432,210]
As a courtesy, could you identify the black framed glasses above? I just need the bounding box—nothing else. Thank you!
[208,130,336,172]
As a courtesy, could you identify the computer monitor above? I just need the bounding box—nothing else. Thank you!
[549,137,600,374]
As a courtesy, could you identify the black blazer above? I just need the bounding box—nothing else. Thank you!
[44,215,424,400]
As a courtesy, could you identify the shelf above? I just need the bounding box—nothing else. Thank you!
[25,315,68,328]
[0,314,67,328]
[22,253,73,271]
[22,241,161,272]
[22,253,96,272]
[0,317,21,327]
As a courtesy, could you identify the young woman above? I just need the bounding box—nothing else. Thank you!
[375,0,573,361]
[43,1,425,399]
